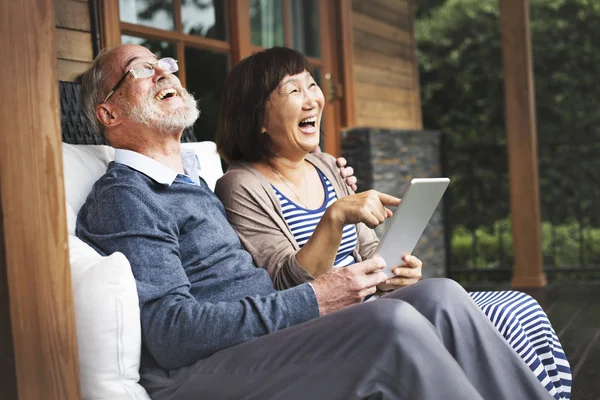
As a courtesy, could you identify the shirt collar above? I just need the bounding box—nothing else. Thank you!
[114,148,200,186]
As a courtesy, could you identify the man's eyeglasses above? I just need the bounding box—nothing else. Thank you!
[103,57,179,103]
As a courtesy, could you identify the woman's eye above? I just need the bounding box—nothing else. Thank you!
[290,89,299,93]
[309,83,317,88]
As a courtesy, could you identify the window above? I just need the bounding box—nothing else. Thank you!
[100,0,347,154]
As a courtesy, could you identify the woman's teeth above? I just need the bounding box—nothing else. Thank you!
[299,116,317,126]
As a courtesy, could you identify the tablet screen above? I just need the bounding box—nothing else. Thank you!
[375,178,450,277]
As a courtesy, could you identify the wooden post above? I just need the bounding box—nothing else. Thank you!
[229,0,252,66]
[499,0,547,289]
[407,0,423,130]
[338,0,356,128]
[0,1,81,399]
[98,0,121,48]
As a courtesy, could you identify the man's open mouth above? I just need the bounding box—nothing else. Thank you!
[155,88,178,100]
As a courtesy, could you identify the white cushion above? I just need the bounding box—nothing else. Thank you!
[62,142,223,233]
[62,141,223,398]
[62,144,115,220]
[69,236,150,400]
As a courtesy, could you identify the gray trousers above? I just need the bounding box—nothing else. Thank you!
[141,279,552,400]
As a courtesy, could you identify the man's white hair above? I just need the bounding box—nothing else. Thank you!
[80,47,116,138]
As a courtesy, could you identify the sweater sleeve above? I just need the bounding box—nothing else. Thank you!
[215,170,315,290]
[76,184,318,370]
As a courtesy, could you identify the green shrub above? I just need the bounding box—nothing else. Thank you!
[451,218,600,268]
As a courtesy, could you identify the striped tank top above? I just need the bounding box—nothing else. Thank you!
[271,168,358,267]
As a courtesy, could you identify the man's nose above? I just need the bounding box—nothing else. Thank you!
[153,64,174,81]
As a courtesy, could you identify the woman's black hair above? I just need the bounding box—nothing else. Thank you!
[216,46,314,162]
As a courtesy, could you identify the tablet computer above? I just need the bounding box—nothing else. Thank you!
[375,178,450,277]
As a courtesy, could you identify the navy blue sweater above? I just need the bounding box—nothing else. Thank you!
[77,162,319,370]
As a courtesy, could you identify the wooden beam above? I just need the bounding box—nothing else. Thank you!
[121,22,231,53]
[339,0,356,127]
[57,59,91,82]
[55,0,92,31]
[319,0,338,156]
[173,0,187,88]
[98,0,121,48]
[351,11,411,44]
[0,0,81,399]
[499,0,547,289]
[56,29,94,62]
[406,0,422,129]
[229,0,252,66]
[283,0,292,48]
[0,201,17,400]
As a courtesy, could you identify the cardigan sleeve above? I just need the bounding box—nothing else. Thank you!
[215,169,315,289]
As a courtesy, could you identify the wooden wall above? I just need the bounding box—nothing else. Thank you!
[56,0,94,82]
[351,0,422,130]
[2,0,81,397]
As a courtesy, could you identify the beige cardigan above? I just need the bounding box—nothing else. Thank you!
[214,152,379,290]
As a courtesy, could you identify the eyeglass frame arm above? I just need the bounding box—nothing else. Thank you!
[103,71,132,103]
[102,58,179,103]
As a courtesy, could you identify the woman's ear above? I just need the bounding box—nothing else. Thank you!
[96,104,121,128]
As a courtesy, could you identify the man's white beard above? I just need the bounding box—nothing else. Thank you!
[121,86,200,134]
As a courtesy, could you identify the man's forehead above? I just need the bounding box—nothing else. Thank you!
[110,45,157,72]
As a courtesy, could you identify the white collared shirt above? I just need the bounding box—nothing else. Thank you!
[114,148,201,186]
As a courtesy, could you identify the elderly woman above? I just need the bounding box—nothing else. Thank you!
[214,47,571,399]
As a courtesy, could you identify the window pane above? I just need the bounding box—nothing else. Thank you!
[182,0,227,40]
[119,0,175,31]
[184,47,228,142]
[290,0,320,58]
[249,0,284,47]
[121,35,177,61]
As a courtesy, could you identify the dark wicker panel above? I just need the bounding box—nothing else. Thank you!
[60,81,107,145]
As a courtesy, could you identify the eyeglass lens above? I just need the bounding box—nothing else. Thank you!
[133,58,178,79]
[158,58,178,72]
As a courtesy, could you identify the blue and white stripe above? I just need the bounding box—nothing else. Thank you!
[272,170,357,267]
[469,290,572,399]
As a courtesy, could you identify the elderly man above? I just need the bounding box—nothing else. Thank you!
[76,44,551,400]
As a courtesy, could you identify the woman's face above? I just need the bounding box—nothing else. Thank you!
[262,70,325,158]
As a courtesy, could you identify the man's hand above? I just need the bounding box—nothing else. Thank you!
[311,257,388,315]
[336,157,358,192]
[377,255,423,292]
[325,190,400,229]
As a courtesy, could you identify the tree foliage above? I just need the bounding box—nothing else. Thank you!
[416,0,600,268]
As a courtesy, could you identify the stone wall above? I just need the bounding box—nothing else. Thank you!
[341,128,447,278]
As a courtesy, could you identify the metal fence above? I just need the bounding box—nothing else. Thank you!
[442,135,600,284]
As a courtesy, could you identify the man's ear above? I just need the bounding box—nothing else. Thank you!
[96,104,122,128]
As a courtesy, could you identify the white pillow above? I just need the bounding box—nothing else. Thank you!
[62,141,223,399]
[69,236,150,400]
[62,142,224,229]
[62,143,115,218]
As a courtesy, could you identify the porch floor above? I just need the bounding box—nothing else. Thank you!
[466,281,600,399]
